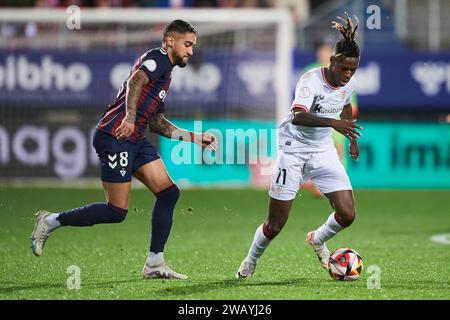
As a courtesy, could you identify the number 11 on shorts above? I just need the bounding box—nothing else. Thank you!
[276,168,287,185]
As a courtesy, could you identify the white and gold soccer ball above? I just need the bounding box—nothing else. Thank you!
[327,248,363,281]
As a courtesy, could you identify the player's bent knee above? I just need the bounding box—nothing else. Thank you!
[336,209,355,227]
[155,184,180,203]
[263,221,283,239]
[107,202,128,223]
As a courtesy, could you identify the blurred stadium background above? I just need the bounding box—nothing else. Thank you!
[1,0,450,301]
[0,0,449,189]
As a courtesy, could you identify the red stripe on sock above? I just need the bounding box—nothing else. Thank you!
[334,212,347,227]
[262,223,275,240]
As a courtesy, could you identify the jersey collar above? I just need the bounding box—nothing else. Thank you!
[321,67,340,90]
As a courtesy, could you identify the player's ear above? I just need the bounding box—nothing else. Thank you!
[330,55,336,67]
[166,34,175,47]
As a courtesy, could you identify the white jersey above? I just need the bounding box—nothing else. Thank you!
[278,67,356,152]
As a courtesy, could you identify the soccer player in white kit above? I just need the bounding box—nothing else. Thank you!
[237,13,362,278]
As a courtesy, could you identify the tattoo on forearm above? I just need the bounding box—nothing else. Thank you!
[148,114,177,138]
[125,71,148,123]
[148,114,194,141]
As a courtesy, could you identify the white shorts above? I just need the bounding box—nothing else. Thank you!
[269,148,352,201]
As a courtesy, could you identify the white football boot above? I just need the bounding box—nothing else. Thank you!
[31,210,53,256]
[306,231,330,270]
[142,263,188,280]
[235,258,257,279]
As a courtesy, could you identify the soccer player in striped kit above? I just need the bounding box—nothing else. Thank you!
[237,13,362,278]
[31,20,216,280]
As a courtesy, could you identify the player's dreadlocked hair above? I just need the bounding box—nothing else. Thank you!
[332,12,360,58]
[163,19,197,40]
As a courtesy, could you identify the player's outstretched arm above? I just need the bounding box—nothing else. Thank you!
[341,103,360,160]
[115,70,149,140]
[292,109,362,141]
[340,103,353,121]
[148,113,217,150]
[349,138,359,160]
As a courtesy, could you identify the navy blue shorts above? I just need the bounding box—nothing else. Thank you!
[93,130,160,183]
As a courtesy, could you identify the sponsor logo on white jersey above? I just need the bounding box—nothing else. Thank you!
[298,86,311,98]
[312,104,343,114]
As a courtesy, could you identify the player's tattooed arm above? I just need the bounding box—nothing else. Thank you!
[115,70,149,140]
[124,70,149,123]
[149,113,217,150]
[148,113,180,139]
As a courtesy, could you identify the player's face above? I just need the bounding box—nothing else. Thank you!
[170,32,196,68]
[331,56,359,86]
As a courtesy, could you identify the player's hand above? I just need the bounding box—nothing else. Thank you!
[332,119,362,141]
[349,138,359,161]
[115,116,135,140]
[193,133,217,151]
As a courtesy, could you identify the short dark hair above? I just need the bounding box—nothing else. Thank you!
[163,19,197,40]
[331,12,360,58]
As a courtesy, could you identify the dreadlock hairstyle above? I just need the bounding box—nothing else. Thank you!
[331,12,360,58]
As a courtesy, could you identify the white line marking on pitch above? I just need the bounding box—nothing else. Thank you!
[430,234,450,245]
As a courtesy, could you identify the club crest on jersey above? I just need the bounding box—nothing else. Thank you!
[159,90,167,101]
[143,59,157,72]
[298,86,311,98]
[120,169,126,177]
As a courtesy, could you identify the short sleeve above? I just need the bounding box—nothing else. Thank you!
[344,79,356,105]
[291,74,320,112]
[344,94,352,105]
[139,54,167,81]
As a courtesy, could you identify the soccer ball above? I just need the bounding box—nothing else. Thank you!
[327,248,363,281]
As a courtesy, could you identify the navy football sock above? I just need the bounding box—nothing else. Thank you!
[150,184,180,253]
[57,202,127,227]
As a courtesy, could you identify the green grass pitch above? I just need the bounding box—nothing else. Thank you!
[0,186,449,300]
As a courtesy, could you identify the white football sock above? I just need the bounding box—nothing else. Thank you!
[313,212,344,245]
[44,213,61,231]
[246,224,271,264]
[147,252,164,266]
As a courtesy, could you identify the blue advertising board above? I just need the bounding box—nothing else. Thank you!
[1,49,449,110]
[294,51,450,110]
[0,49,276,111]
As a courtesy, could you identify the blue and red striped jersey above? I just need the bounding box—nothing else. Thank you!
[96,47,174,142]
